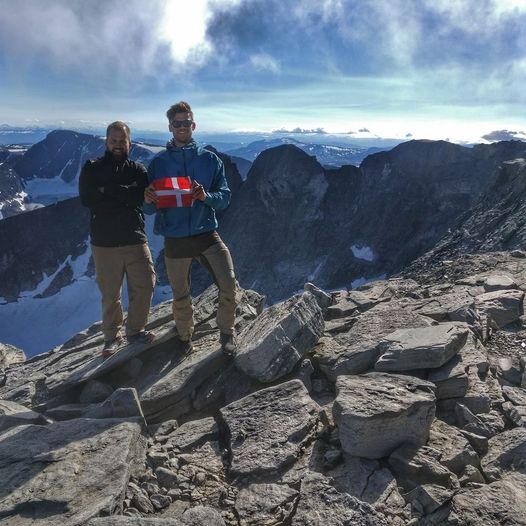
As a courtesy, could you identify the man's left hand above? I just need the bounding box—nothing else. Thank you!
[192,180,206,202]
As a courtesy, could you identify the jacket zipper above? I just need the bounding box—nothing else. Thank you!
[183,148,191,237]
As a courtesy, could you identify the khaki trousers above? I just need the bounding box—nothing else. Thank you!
[165,240,237,340]
[92,243,156,341]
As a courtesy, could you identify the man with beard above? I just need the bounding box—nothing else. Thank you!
[144,101,237,356]
[79,121,156,357]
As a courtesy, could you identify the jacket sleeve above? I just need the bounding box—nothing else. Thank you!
[102,163,148,207]
[143,158,158,215]
[203,156,231,211]
[79,161,109,207]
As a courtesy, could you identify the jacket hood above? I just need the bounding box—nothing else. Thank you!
[166,138,198,152]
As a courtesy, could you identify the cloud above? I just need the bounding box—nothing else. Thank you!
[250,53,280,72]
[359,128,370,133]
[481,129,526,142]
[272,127,327,134]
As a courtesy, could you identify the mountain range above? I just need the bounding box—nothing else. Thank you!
[1,131,526,357]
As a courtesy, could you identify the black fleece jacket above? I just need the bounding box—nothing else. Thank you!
[79,151,148,247]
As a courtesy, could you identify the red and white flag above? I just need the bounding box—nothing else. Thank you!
[152,177,193,208]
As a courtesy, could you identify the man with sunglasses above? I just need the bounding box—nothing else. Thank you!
[144,101,237,356]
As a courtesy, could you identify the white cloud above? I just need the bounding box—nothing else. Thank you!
[250,53,280,72]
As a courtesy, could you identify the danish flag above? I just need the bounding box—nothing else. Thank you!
[152,177,193,208]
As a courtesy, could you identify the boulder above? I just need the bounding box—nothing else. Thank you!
[0,342,25,369]
[427,418,479,475]
[220,379,319,477]
[314,301,431,379]
[333,373,436,459]
[0,418,145,525]
[291,472,389,525]
[82,388,145,421]
[481,428,526,482]
[405,483,455,515]
[234,290,324,383]
[476,289,524,331]
[79,379,114,404]
[375,322,470,372]
[483,274,518,292]
[0,400,50,432]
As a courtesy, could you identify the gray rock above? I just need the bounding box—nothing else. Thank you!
[502,401,526,427]
[162,417,218,451]
[234,290,324,383]
[459,465,485,486]
[314,301,431,379]
[411,289,478,326]
[502,385,526,406]
[291,472,388,525]
[83,387,145,421]
[428,354,469,399]
[303,282,332,310]
[496,356,522,385]
[329,455,406,513]
[0,418,145,524]
[388,444,458,491]
[481,427,526,482]
[459,429,489,456]
[0,400,51,432]
[235,483,299,525]
[333,373,436,459]
[375,323,470,372]
[180,506,226,525]
[0,342,26,369]
[476,289,524,330]
[431,474,526,526]
[79,379,114,404]
[427,418,479,475]
[406,483,454,515]
[220,379,319,476]
[483,274,518,292]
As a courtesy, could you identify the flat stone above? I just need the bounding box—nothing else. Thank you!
[0,342,25,369]
[235,290,324,383]
[375,323,470,372]
[502,402,526,427]
[388,444,458,491]
[333,372,436,459]
[411,290,478,325]
[481,427,526,482]
[291,472,389,525]
[476,289,524,330]
[0,418,145,525]
[437,474,526,526]
[79,379,114,404]
[406,483,454,514]
[0,400,50,432]
[162,417,218,452]
[427,418,479,475]
[220,379,319,477]
[502,385,526,406]
[314,301,431,379]
[83,387,145,421]
[45,403,88,421]
[428,354,468,399]
[483,274,518,292]
[234,483,299,525]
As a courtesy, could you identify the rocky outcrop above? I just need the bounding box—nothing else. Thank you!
[2,252,526,524]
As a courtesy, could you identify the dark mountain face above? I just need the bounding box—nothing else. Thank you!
[0,197,89,300]
[14,130,156,184]
[219,140,526,302]
[0,146,29,219]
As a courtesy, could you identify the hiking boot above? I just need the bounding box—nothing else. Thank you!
[220,332,236,356]
[101,336,123,358]
[127,330,155,345]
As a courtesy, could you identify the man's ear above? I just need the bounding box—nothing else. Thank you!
[191,122,196,131]
[168,123,173,133]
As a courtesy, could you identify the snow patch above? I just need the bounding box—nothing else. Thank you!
[351,244,375,261]
[24,176,79,205]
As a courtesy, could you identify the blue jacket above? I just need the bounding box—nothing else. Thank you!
[144,140,231,238]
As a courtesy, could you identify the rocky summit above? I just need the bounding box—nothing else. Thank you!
[2,251,526,525]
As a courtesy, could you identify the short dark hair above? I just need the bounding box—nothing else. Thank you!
[106,121,131,141]
[166,101,194,122]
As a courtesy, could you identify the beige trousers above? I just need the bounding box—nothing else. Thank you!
[164,240,237,340]
[92,243,156,341]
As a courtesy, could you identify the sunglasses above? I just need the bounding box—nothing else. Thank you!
[171,119,193,128]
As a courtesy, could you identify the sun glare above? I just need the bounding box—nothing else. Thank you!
[159,0,210,63]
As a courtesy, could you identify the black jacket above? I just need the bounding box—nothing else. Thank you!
[79,152,148,247]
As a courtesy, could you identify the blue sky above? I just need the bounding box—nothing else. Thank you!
[0,0,525,142]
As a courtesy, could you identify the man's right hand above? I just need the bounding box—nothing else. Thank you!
[144,184,158,204]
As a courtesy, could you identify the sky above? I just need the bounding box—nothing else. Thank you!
[0,0,525,142]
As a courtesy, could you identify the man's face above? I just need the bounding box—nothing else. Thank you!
[106,128,131,161]
[169,111,195,145]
